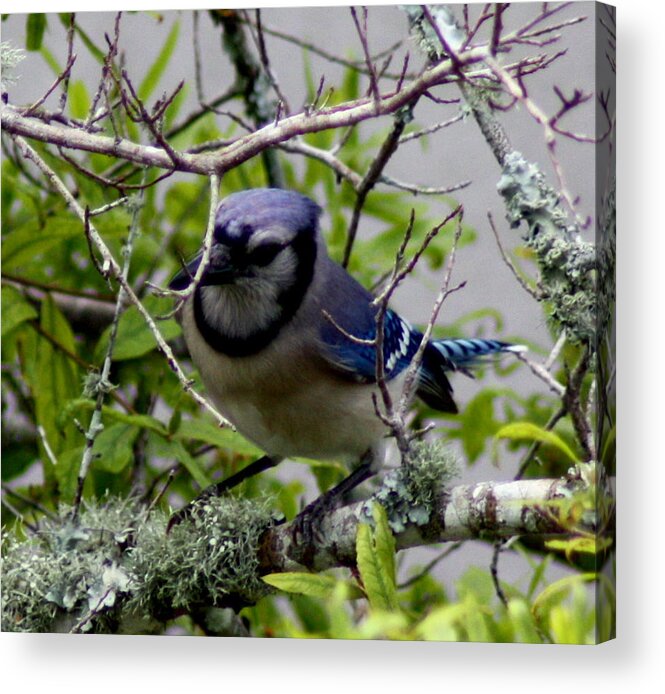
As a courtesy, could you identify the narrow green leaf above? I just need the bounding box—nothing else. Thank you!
[68,80,90,120]
[291,594,331,633]
[72,23,106,63]
[415,604,467,641]
[263,572,338,598]
[532,572,598,621]
[526,553,553,600]
[174,418,261,457]
[33,296,80,459]
[371,503,396,588]
[1,285,38,337]
[39,45,62,75]
[148,432,211,489]
[494,422,578,463]
[55,446,84,503]
[507,599,542,643]
[26,14,47,51]
[2,215,83,271]
[356,504,399,611]
[57,399,168,437]
[138,19,180,101]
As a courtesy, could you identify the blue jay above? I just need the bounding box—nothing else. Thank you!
[169,188,524,519]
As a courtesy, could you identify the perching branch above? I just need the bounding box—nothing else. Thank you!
[2,458,601,633]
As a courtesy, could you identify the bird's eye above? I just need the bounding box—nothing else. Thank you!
[248,243,285,267]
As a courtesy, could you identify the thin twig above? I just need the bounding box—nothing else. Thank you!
[342,107,414,267]
[545,330,567,371]
[24,53,77,118]
[490,538,509,607]
[515,406,567,479]
[350,7,381,106]
[37,425,58,468]
[397,212,465,420]
[515,353,565,397]
[1,483,58,521]
[72,187,145,519]
[397,542,464,589]
[11,136,233,432]
[149,174,220,305]
[488,212,540,299]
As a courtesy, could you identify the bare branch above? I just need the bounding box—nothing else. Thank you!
[1,42,492,176]
[11,135,233,430]
[342,107,413,267]
[350,6,381,105]
[488,212,540,299]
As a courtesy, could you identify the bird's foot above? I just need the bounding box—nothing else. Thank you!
[289,460,375,566]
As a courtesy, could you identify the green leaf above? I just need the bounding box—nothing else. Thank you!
[57,399,168,437]
[72,23,106,63]
[92,423,138,473]
[447,389,503,463]
[32,296,80,459]
[94,296,181,362]
[532,572,598,622]
[262,572,363,599]
[138,19,180,101]
[174,418,261,457]
[39,45,62,75]
[507,599,542,643]
[356,503,398,611]
[68,80,90,120]
[148,432,211,489]
[371,502,396,588]
[291,594,331,634]
[26,14,47,51]
[2,214,83,271]
[456,566,495,606]
[1,440,37,483]
[415,604,467,641]
[55,446,84,502]
[1,285,38,337]
[494,422,578,463]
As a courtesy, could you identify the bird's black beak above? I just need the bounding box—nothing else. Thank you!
[169,248,236,290]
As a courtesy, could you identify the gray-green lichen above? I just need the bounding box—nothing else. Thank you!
[128,495,275,619]
[596,178,616,341]
[1,41,25,91]
[402,4,465,60]
[498,152,597,343]
[1,495,277,633]
[361,441,459,533]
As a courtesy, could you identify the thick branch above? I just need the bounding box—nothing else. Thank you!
[262,474,594,572]
[1,44,488,175]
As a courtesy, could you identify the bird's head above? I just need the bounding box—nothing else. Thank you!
[170,188,322,355]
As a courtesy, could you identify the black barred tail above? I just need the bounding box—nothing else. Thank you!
[416,338,526,414]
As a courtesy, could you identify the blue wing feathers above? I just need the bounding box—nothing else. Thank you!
[317,260,524,413]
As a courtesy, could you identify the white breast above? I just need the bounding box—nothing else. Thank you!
[179,298,399,464]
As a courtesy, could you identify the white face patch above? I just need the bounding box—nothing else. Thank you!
[222,217,248,239]
[246,226,296,252]
[199,246,300,340]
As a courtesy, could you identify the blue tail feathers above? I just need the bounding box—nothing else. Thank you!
[417,338,526,413]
